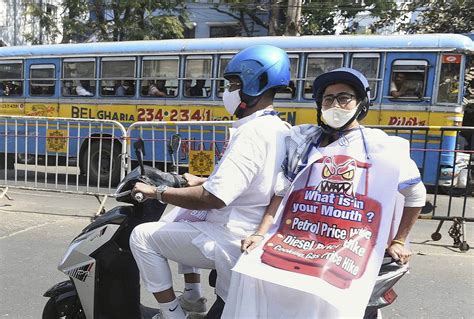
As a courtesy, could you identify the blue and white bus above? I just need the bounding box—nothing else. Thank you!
[1,34,472,185]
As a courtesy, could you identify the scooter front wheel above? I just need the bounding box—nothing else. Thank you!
[42,296,85,319]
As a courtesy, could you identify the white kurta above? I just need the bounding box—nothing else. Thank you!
[224,127,423,318]
[186,110,290,300]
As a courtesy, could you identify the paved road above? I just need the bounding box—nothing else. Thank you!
[1,188,473,318]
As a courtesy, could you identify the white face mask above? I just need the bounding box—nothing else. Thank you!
[222,88,242,115]
[321,107,358,128]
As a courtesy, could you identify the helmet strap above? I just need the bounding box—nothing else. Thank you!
[235,93,264,118]
[357,97,370,121]
[234,101,247,118]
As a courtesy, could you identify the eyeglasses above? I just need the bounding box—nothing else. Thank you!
[321,93,356,107]
[224,80,241,90]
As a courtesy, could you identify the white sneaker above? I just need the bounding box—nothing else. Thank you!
[185,313,206,319]
[152,308,204,319]
[151,311,164,319]
[178,295,207,313]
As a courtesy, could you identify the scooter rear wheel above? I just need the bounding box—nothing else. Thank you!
[42,296,85,319]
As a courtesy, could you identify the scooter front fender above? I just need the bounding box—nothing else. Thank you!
[44,280,77,303]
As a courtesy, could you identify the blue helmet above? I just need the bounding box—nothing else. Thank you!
[313,68,370,133]
[313,67,371,124]
[312,67,371,133]
[224,45,290,97]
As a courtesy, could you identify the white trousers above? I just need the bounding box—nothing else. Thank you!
[130,221,215,293]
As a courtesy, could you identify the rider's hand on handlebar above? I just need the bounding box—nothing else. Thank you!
[241,233,265,253]
[387,241,412,264]
[132,182,157,200]
[183,173,207,187]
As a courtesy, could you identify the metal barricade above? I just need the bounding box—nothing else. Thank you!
[126,121,233,175]
[0,116,127,201]
[1,116,471,249]
[372,125,473,251]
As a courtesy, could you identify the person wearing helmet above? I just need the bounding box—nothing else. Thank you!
[223,67,426,318]
[129,44,291,319]
[314,67,371,136]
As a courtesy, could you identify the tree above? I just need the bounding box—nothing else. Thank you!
[210,0,307,36]
[300,0,399,35]
[209,1,271,37]
[24,1,61,44]
[406,0,473,34]
[24,0,189,44]
[61,0,94,43]
[210,0,401,36]
[373,0,473,34]
[210,0,472,36]
[285,0,302,36]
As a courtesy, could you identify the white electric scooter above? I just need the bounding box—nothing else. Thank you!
[42,136,187,319]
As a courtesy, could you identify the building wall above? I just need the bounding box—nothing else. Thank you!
[0,0,27,46]
[0,0,62,46]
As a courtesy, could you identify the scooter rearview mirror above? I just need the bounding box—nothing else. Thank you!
[134,138,146,154]
[134,138,146,176]
[169,134,181,156]
[168,134,181,174]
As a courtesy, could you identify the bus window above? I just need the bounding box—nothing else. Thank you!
[437,54,462,104]
[185,56,212,98]
[304,54,343,99]
[0,61,23,96]
[351,53,380,98]
[101,58,136,96]
[389,60,427,99]
[62,59,95,97]
[275,55,299,99]
[216,55,232,97]
[30,64,55,96]
[141,57,178,98]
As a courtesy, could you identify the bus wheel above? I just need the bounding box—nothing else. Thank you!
[81,140,121,186]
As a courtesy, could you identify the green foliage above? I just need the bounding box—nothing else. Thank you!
[24,0,473,44]
[24,2,61,44]
[211,0,472,36]
[23,0,188,44]
[300,0,398,35]
[146,16,185,40]
[210,0,400,36]
[373,0,473,34]
[406,0,473,34]
[61,0,93,43]
[210,0,270,36]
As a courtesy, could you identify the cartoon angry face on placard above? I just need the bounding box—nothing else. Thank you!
[316,156,368,197]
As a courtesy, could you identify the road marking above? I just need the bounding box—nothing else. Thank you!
[0,220,64,240]
[0,208,93,219]
[8,189,86,198]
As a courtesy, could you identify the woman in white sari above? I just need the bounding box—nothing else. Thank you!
[224,68,426,319]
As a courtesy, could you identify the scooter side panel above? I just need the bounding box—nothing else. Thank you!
[58,224,120,319]
[69,264,96,319]
[59,224,121,270]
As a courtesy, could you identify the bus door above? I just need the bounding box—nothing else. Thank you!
[0,59,26,116]
[21,59,60,161]
[25,58,60,117]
